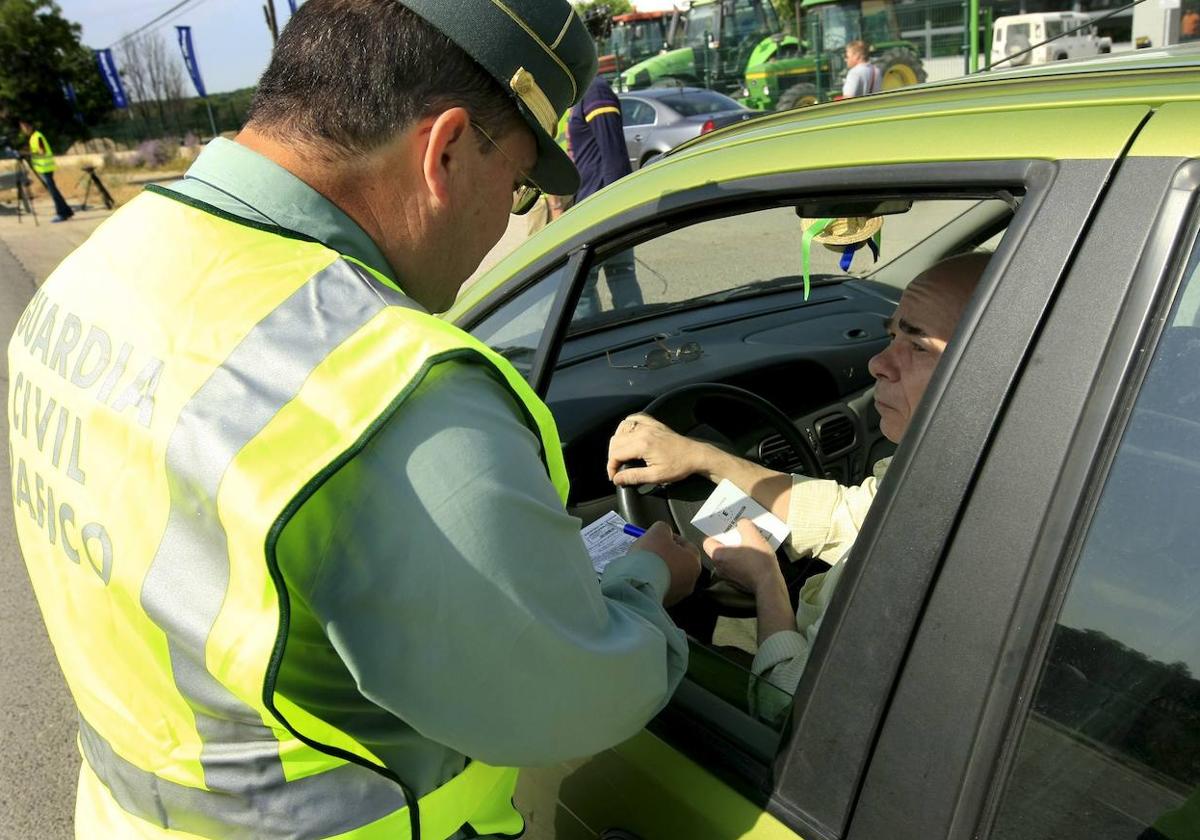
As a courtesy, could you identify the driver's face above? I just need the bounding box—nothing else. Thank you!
[867,259,980,443]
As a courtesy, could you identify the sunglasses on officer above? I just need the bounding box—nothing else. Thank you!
[470,121,543,216]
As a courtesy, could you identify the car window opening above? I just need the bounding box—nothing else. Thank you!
[482,194,1015,758]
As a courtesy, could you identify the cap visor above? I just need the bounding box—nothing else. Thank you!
[528,119,579,196]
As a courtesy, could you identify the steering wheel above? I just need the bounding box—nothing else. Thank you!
[615,383,821,615]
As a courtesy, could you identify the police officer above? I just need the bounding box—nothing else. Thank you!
[18,119,74,222]
[7,2,699,838]
[569,74,644,318]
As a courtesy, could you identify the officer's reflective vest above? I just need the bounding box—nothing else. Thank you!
[8,188,570,839]
[27,130,55,174]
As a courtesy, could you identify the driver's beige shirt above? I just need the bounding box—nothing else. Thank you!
[752,457,892,725]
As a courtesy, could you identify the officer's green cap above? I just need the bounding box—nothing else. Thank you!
[396,0,597,195]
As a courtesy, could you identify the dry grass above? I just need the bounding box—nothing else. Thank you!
[0,162,187,209]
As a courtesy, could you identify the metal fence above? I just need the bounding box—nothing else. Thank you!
[82,91,253,151]
[892,0,1132,63]
[896,0,976,58]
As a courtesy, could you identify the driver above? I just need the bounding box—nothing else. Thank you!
[607,252,988,723]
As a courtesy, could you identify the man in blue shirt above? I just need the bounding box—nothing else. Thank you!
[568,76,643,318]
[569,76,631,198]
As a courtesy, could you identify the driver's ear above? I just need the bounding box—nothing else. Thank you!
[421,107,473,209]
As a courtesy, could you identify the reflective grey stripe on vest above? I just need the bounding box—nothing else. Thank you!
[126,258,415,837]
[79,715,408,839]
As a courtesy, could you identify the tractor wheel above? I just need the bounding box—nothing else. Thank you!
[873,47,927,90]
[775,83,819,111]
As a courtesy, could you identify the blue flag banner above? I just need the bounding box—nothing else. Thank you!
[94,48,129,109]
[176,26,208,99]
[61,80,85,124]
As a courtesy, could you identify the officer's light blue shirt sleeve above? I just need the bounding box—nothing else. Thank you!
[296,361,688,767]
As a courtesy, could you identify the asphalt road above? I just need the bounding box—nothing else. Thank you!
[0,236,76,839]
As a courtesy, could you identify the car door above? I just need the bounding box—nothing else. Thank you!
[621,97,657,169]
[846,102,1200,840]
[506,167,1126,840]
[454,85,1167,840]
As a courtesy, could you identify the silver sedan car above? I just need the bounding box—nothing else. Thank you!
[618,87,760,169]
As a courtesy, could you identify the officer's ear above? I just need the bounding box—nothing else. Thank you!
[421,107,472,209]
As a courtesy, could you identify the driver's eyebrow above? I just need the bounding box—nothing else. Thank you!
[883,316,928,337]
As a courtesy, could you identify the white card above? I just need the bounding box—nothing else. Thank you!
[580,511,638,575]
[690,479,789,550]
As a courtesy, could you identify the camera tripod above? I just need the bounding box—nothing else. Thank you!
[10,155,38,226]
[74,165,115,211]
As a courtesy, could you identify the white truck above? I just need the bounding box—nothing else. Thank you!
[990,12,1112,68]
[1133,0,1200,49]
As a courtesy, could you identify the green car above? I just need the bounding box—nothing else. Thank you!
[448,46,1200,840]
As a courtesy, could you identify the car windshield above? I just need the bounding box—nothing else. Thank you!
[568,198,1013,333]
[682,4,718,48]
[658,90,743,116]
[816,3,861,50]
[612,20,664,59]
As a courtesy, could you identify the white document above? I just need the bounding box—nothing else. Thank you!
[690,479,789,550]
[580,511,639,575]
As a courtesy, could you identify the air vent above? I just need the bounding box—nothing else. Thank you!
[758,433,807,474]
[815,413,855,456]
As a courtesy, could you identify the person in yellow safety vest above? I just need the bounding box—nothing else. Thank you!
[18,119,74,222]
[7,1,700,839]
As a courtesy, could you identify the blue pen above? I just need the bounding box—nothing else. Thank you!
[623,523,646,538]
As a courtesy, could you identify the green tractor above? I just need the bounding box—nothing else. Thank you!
[618,0,785,96]
[597,10,680,79]
[618,0,926,111]
[743,0,927,110]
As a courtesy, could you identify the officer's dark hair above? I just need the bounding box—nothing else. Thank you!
[246,0,520,158]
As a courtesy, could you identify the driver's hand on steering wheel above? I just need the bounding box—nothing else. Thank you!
[630,521,702,606]
[607,414,713,486]
[703,520,784,598]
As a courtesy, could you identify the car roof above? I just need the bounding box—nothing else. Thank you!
[995,10,1089,21]
[619,87,732,100]
[670,44,1200,154]
[929,42,1200,85]
[447,47,1200,322]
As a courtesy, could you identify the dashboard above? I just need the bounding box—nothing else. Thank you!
[546,277,902,507]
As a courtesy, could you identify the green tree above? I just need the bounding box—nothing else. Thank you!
[0,0,111,148]
[773,0,801,37]
[574,0,635,20]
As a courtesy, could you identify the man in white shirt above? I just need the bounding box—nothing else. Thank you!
[842,39,882,98]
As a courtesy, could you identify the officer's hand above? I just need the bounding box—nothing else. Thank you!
[631,521,701,606]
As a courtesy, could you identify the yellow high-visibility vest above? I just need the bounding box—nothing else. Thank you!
[8,187,569,839]
[28,130,55,174]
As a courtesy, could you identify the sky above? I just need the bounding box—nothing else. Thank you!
[57,0,604,97]
[58,0,299,95]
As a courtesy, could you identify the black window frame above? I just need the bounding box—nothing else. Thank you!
[844,155,1200,840]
